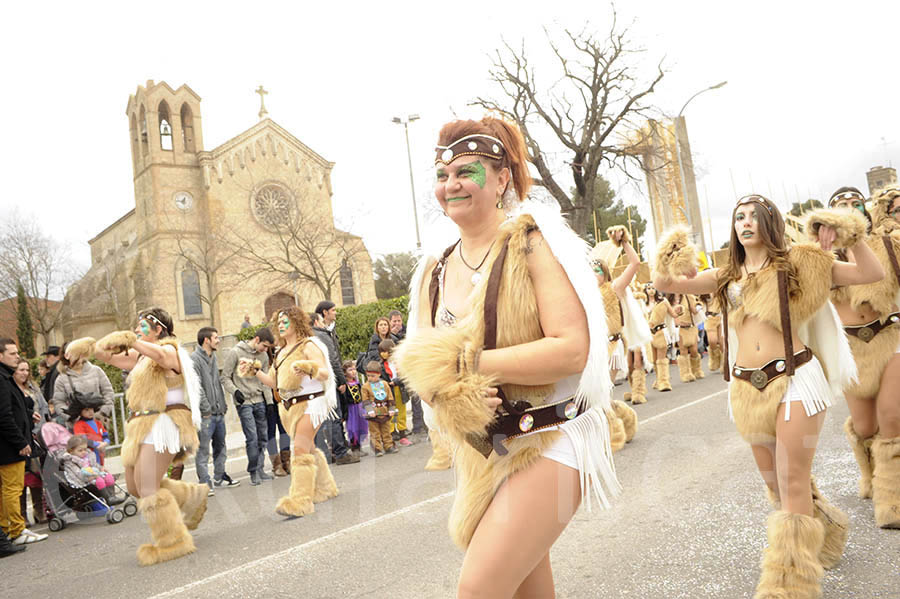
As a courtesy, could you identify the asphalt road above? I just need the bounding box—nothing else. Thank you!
[7,359,899,598]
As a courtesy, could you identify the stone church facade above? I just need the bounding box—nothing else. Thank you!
[64,80,376,341]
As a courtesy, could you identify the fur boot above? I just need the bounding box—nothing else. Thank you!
[871,435,900,528]
[677,355,695,383]
[425,430,452,471]
[690,355,705,380]
[810,478,849,569]
[843,416,874,499]
[607,408,627,453]
[612,399,637,443]
[754,511,825,599]
[271,452,288,477]
[708,345,722,372]
[629,368,647,405]
[623,371,632,402]
[159,479,208,531]
[136,489,196,566]
[311,448,339,504]
[275,453,317,518]
[280,449,292,474]
[655,359,673,391]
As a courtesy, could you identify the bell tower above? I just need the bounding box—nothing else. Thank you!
[125,80,206,240]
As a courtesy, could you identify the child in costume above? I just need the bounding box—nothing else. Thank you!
[654,195,882,598]
[340,360,369,458]
[395,117,617,597]
[68,398,110,465]
[361,361,398,456]
[243,306,339,519]
[829,186,900,529]
[377,338,412,446]
[65,307,207,565]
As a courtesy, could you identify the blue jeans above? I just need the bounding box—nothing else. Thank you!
[314,416,350,462]
[237,402,268,473]
[266,403,291,456]
[196,414,226,485]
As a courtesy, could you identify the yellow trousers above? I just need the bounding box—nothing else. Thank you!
[0,460,25,539]
[392,386,407,434]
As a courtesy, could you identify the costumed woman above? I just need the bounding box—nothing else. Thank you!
[699,293,724,372]
[66,308,206,565]
[653,195,883,598]
[243,307,339,518]
[647,285,680,392]
[395,117,618,599]
[833,185,900,529]
[670,292,704,382]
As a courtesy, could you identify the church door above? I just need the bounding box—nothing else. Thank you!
[264,292,296,322]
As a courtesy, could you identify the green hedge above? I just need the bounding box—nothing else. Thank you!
[336,296,408,361]
[237,322,272,342]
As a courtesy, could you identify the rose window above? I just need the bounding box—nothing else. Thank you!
[251,183,294,227]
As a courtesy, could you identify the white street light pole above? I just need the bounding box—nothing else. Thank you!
[673,80,727,256]
[393,115,422,250]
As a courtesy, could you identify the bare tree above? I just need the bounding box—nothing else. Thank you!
[0,212,78,347]
[471,16,665,237]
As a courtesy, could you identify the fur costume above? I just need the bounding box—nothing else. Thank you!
[804,208,867,250]
[607,408,626,453]
[605,224,632,247]
[312,448,339,504]
[810,478,849,569]
[274,336,338,438]
[844,416,874,499]
[121,338,202,468]
[754,511,825,599]
[159,478,208,531]
[655,359,672,392]
[870,187,900,235]
[136,488,195,566]
[871,435,900,528]
[630,367,647,405]
[611,399,637,443]
[396,200,618,550]
[653,226,698,281]
[276,453,317,518]
[424,429,453,471]
[676,355,695,383]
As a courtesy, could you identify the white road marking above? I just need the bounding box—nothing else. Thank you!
[639,389,727,425]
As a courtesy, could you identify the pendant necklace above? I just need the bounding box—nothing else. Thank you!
[459,239,495,286]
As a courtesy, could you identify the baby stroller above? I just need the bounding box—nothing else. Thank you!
[37,422,138,531]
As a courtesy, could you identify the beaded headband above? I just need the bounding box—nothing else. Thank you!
[829,188,866,207]
[139,312,169,333]
[435,134,505,166]
[734,194,773,216]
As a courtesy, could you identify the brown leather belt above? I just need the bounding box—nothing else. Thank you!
[608,333,622,342]
[651,323,666,334]
[706,311,719,318]
[678,324,693,329]
[128,403,190,422]
[277,390,323,410]
[466,397,585,458]
[843,313,900,343]
[732,348,813,390]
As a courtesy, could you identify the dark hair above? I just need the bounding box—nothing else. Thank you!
[0,338,16,355]
[138,307,174,339]
[373,317,391,340]
[254,327,274,344]
[314,301,336,316]
[197,327,218,346]
[387,310,402,319]
[365,360,383,373]
[39,358,48,369]
[378,339,395,353]
[59,341,72,367]
[67,435,88,451]
[829,186,873,234]
[341,360,356,373]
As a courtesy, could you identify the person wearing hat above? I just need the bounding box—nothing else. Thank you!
[39,345,61,406]
[66,394,111,466]
[51,342,115,429]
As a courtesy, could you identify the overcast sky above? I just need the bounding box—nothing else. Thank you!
[3,1,898,274]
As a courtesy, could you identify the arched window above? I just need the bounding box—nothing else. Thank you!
[181,268,203,315]
[130,113,139,164]
[340,260,356,305]
[180,103,195,152]
[158,101,173,151]
[138,105,148,156]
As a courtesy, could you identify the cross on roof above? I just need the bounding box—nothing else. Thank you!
[256,85,269,120]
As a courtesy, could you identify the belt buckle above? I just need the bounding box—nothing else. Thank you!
[750,369,769,390]
[857,326,874,342]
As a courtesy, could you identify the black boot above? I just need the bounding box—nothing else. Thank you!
[0,530,26,557]
[100,485,125,506]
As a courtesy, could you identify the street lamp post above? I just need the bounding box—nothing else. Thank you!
[673,81,727,256]
[392,115,422,250]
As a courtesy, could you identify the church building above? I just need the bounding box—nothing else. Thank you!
[64,80,376,341]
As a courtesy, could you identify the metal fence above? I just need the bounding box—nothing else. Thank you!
[108,393,127,451]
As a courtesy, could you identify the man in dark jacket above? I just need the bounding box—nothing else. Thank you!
[0,338,47,551]
[39,346,61,406]
[312,305,357,465]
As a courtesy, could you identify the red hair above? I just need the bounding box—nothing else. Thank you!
[437,117,531,201]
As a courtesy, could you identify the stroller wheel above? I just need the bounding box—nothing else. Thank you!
[123,501,138,517]
[48,517,65,532]
[106,508,126,524]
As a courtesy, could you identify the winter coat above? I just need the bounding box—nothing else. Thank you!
[191,347,227,416]
[220,341,270,406]
[0,362,31,465]
[313,326,346,388]
[51,362,115,423]
[20,381,50,437]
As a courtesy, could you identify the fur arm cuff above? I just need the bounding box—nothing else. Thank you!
[65,337,96,362]
[653,226,699,279]
[95,331,136,355]
[606,225,632,247]
[805,208,867,249]
[291,360,319,379]
[237,359,262,378]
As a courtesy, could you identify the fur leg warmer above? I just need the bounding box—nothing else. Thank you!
[810,478,849,569]
[872,435,900,528]
[708,345,723,372]
[753,511,825,599]
[690,355,705,380]
[843,416,874,499]
[311,448,339,504]
[136,489,196,566]
[275,454,317,518]
[425,430,452,471]
[159,479,208,531]
[623,371,632,402]
[612,399,638,443]
[607,408,627,453]
[655,359,672,391]
[677,356,695,383]
[630,369,647,405]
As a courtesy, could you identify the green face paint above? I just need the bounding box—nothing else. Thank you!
[459,160,487,188]
[139,320,151,337]
[447,197,468,203]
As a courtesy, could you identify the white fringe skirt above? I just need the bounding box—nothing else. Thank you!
[727,355,833,423]
[608,339,627,373]
[142,413,184,454]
